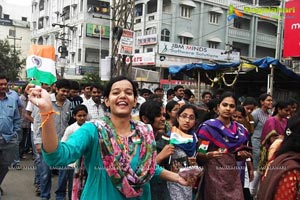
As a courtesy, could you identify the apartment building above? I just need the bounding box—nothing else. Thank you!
[0,0,31,80]
[134,0,280,79]
[31,0,281,79]
[31,0,111,79]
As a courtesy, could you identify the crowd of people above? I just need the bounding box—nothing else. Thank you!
[0,74,300,200]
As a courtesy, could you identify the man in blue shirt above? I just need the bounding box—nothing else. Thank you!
[0,75,21,197]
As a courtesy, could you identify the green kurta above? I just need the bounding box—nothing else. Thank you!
[42,122,163,200]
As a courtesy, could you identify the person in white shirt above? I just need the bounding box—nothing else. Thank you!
[80,83,92,104]
[61,104,88,200]
[83,84,105,121]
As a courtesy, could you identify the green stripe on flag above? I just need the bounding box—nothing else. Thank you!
[27,66,57,85]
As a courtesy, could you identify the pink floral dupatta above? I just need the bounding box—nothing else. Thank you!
[94,117,157,198]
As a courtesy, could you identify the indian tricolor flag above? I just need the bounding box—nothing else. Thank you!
[170,126,193,145]
[26,45,56,85]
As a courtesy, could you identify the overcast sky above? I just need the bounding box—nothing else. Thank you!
[8,0,31,6]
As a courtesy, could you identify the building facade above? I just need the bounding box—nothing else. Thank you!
[133,0,280,79]
[30,0,281,80]
[0,0,31,80]
[31,0,111,79]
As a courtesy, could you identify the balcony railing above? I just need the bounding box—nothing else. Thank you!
[205,0,228,6]
[228,27,251,41]
[256,32,277,47]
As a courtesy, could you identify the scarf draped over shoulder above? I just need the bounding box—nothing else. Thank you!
[197,119,249,152]
[94,116,157,198]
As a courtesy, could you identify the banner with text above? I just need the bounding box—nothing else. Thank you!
[125,52,155,66]
[119,29,134,56]
[158,42,240,62]
[283,0,300,57]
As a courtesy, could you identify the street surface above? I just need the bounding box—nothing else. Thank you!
[1,153,58,200]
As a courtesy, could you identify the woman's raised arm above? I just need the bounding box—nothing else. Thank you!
[27,84,58,153]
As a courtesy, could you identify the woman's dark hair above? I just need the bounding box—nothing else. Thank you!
[139,100,163,125]
[173,104,199,129]
[243,97,257,107]
[272,101,290,116]
[275,116,300,157]
[218,91,238,106]
[258,93,272,107]
[165,100,179,120]
[236,105,246,117]
[73,104,88,116]
[103,76,138,98]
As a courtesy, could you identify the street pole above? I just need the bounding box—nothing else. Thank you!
[269,0,284,96]
[99,25,102,78]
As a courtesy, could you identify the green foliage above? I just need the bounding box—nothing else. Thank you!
[80,72,108,85]
[0,39,25,81]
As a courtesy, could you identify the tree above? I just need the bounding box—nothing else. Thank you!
[81,72,103,85]
[0,39,25,81]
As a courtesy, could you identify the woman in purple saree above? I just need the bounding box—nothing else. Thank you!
[196,92,251,200]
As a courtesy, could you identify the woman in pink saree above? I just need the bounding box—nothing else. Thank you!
[259,101,290,176]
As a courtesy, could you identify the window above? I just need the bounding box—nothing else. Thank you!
[147,48,153,52]
[80,0,83,11]
[209,13,219,24]
[145,27,156,35]
[135,49,140,53]
[233,19,242,29]
[208,41,218,49]
[3,14,9,19]
[85,48,99,63]
[32,22,37,29]
[78,48,81,62]
[148,15,155,21]
[39,0,44,11]
[161,29,170,42]
[9,29,16,37]
[135,4,143,17]
[38,17,44,29]
[180,6,191,18]
[63,6,70,20]
[180,37,190,45]
[22,17,27,21]
[135,18,141,23]
[87,1,110,15]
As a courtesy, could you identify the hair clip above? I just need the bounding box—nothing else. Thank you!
[286,128,292,136]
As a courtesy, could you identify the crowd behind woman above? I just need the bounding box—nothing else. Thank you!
[5,76,300,200]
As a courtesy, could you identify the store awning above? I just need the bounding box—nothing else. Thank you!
[208,37,222,43]
[179,0,197,8]
[178,31,194,38]
[209,7,224,14]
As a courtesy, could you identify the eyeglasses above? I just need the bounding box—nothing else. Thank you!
[179,114,195,121]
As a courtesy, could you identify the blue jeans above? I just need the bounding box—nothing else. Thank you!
[55,168,74,200]
[40,153,52,199]
[11,132,21,166]
[31,132,40,185]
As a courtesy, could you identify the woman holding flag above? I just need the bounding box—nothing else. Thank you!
[196,92,251,200]
[167,104,199,200]
[26,76,191,200]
